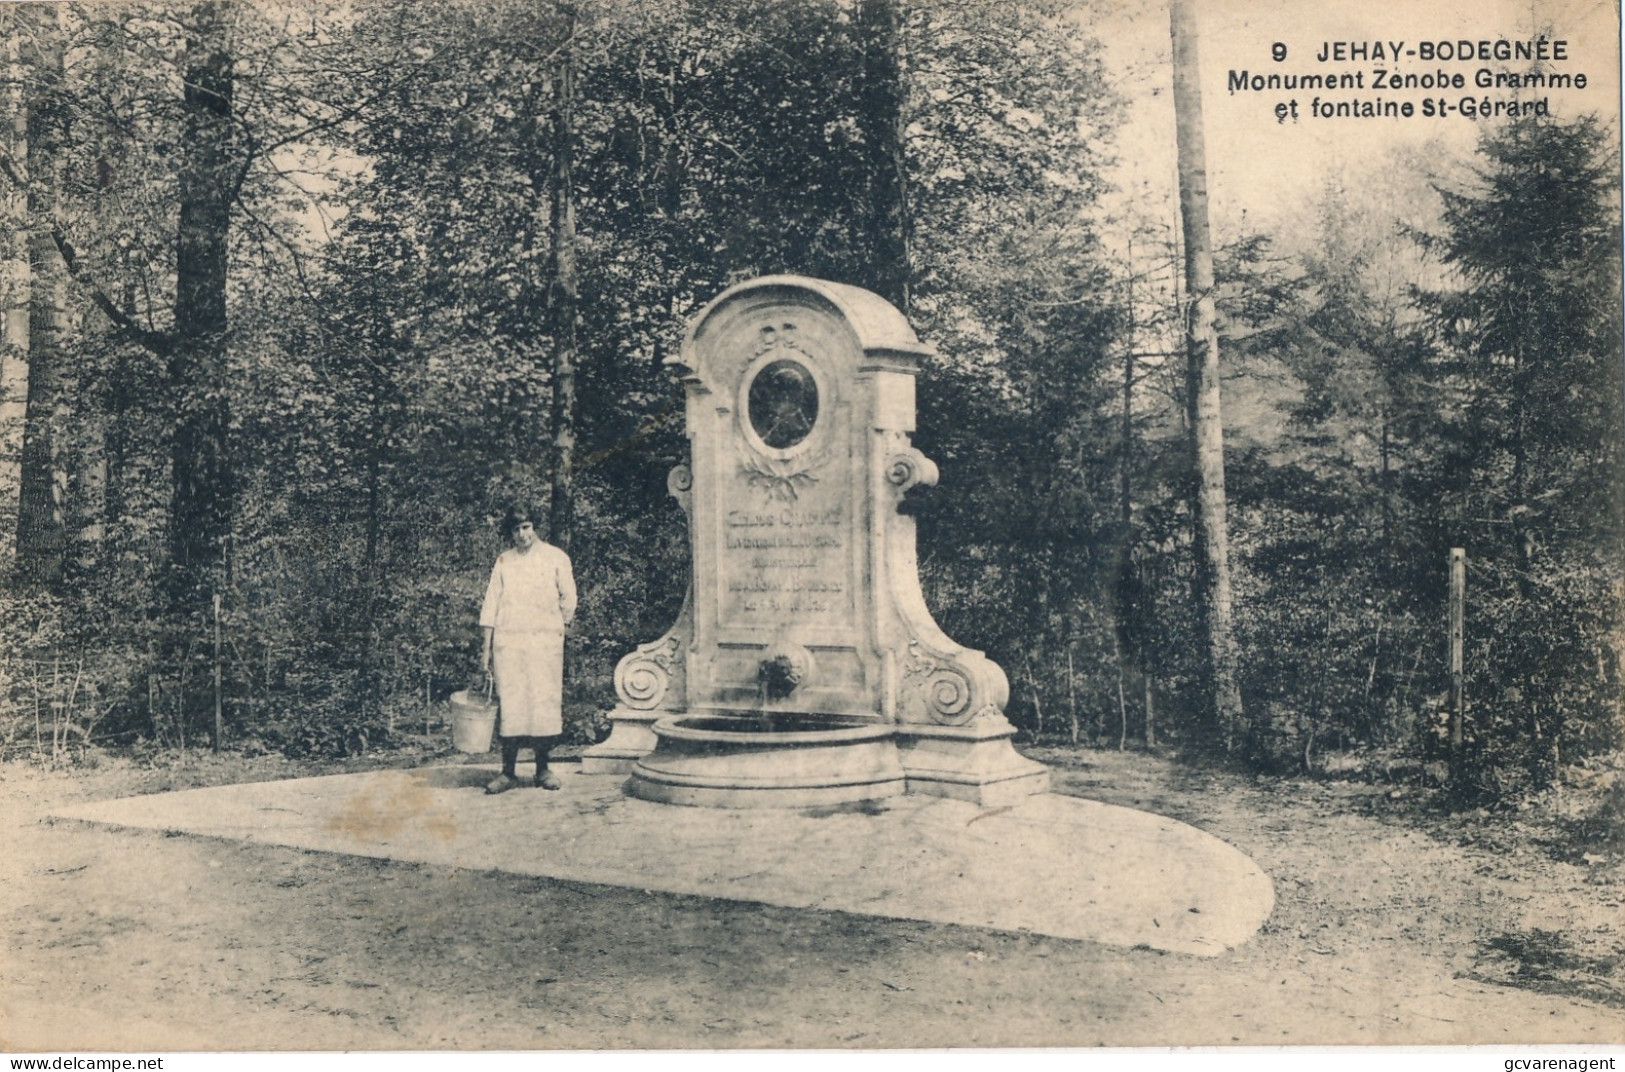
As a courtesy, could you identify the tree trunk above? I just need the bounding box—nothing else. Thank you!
[547,19,578,553]
[857,0,911,315]
[0,11,30,566]
[1114,632,1128,751]
[167,0,235,608]
[1121,269,1135,534]
[13,5,69,587]
[361,358,384,715]
[1112,242,1138,729]
[1170,0,1243,747]
[1144,673,1156,747]
[102,349,137,573]
[1066,643,1078,745]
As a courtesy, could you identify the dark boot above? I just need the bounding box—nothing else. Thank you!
[534,741,561,789]
[488,739,522,794]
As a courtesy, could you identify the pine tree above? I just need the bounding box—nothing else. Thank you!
[1417,113,1624,789]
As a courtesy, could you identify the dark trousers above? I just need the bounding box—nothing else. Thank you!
[499,734,563,776]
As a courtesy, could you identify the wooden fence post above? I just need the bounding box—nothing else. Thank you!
[1448,548,1466,788]
[212,592,223,754]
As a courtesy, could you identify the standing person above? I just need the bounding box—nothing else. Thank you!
[480,504,577,794]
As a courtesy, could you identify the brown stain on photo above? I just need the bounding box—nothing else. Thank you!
[324,771,459,844]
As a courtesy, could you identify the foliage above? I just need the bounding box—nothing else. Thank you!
[0,1,1616,806]
[1218,116,1623,785]
[1409,114,1624,795]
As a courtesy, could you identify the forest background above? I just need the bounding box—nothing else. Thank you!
[0,0,1618,816]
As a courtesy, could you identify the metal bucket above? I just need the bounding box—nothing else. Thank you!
[449,681,498,754]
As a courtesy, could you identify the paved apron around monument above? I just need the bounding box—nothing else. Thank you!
[51,765,1274,957]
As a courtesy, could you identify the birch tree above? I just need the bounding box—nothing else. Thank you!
[12,4,70,586]
[1169,0,1243,744]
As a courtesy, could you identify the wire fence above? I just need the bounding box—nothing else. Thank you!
[0,620,625,762]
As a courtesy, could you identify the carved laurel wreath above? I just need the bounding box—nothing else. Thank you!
[741,458,818,502]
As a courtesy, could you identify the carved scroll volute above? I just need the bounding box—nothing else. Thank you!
[885,446,939,497]
[667,464,693,515]
[614,633,685,712]
[897,641,1010,727]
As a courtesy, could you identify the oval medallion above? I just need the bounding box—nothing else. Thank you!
[747,358,819,450]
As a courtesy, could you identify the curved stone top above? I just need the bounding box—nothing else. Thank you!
[675,274,929,363]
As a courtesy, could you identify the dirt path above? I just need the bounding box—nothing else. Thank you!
[1,747,1620,1050]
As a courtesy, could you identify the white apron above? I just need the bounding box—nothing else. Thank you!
[492,629,565,738]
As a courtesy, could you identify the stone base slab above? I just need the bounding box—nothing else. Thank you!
[585,710,1052,808]
[49,765,1275,956]
[627,716,907,809]
[895,721,1052,805]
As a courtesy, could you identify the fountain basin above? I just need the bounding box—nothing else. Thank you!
[627,713,907,808]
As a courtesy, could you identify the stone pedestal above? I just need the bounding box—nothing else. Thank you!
[583,275,1047,806]
[895,723,1051,805]
[578,709,661,775]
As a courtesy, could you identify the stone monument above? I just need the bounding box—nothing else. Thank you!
[582,275,1049,807]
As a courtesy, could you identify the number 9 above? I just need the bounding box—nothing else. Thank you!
[1272,42,1288,62]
